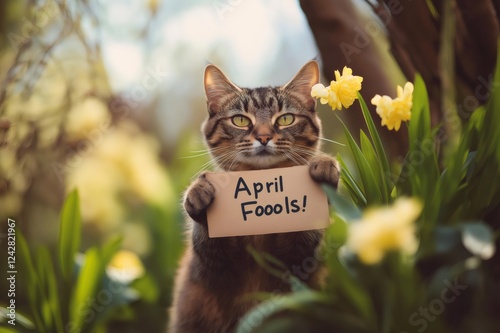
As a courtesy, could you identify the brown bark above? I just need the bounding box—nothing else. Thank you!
[301,0,499,158]
[453,0,499,101]
[300,0,408,157]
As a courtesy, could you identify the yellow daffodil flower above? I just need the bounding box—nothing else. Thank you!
[107,250,145,283]
[311,83,330,105]
[346,197,422,265]
[310,66,363,111]
[371,82,414,131]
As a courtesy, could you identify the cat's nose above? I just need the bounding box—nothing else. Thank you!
[256,134,272,146]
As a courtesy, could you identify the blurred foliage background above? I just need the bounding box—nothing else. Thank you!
[0,1,346,331]
[0,0,499,332]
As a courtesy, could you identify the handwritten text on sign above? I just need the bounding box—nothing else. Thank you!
[206,166,330,237]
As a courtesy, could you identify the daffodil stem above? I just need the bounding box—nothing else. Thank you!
[440,0,460,154]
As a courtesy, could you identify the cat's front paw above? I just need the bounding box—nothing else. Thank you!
[309,155,340,188]
[184,172,215,224]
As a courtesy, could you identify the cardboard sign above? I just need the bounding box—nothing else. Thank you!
[206,166,330,238]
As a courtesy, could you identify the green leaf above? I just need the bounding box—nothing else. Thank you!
[408,74,431,153]
[246,246,286,279]
[236,291,331,333]
[323,224,376,328]
[461,222,496,260]
[0,309,34,330]
[339,118,383,205]
[337,155,367,207]
[326,214,348,246]
[479,42,500,165]
[395,77,441,223]
[289,276,310,293]
[430,226,462,254]
[58,189,82,281]
[36,248,64,333]
[100,236,123,267]
[324,251,376,328]
[69,236,122,332]
[70,247,102,332]
[410,129,440,201]
[17,233,46,332]
[438,140,469,204]
[357,92,391,187]
[322,184,362,221]
[360,131,388,203]
[131,274,159,303]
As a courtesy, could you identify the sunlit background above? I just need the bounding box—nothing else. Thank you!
[103,0,321,143]
[0,1,354,331]
[0,0,436,332]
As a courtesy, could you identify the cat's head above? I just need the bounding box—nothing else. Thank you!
[202,61,322,171]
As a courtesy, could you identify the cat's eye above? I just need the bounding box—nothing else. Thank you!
[276,114,295,126]
[231,115,251,127]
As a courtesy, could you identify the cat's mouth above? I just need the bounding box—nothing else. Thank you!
[234,141,288,168]
[253,145,274,156]
[240,145,286,168]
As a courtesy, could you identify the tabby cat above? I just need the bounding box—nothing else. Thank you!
[168,60,339,333]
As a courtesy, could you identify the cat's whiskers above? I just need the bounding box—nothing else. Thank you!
[226,152,243,171]
[274,141,306,166]
[315,136,345,146]
[192,149,234,178]
[216,149,244,172]
[282,151,297,166]
[270,139,315,166]
[292,146,318,157]
[288,150,311,165]
[181,146,228,159]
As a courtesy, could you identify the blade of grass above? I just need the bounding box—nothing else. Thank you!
[357,93,391,184]
[70,236,121,332]
[360,131,388,203]
[58,189,81,281]
[479,42,500,165]
[324,224,376,328]
[337,155,367,207]
[321,184,362,221]
[17,234,46,333]
[236,291,332,333]
[100,236,123,267]
[338,117,383,205]
[70,247,102,332]
[409,74,431,153]
[37,248,64,333]
[246,245,286,278]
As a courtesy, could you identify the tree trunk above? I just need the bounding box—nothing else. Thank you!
[301,0,499,158]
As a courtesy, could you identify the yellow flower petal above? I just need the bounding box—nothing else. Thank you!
[371,95,381,105]
[358,247,384,265]
[341,66,353,76]
[371,81,414,131]
[311,83,329,99]
[334,69,341,82]
[107,250,145,283]
[311,67,363,111]
[346,198,422,265]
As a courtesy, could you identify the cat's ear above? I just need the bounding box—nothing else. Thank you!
[204,65,241,114]
[282,60,319,110]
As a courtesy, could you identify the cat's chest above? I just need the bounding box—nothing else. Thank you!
[244,234,267,251]
[239,235,290,292]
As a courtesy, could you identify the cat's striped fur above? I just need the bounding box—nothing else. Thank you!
[168,61,339,333]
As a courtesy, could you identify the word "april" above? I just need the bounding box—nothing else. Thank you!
[234,176,284,199]
[234,176,307,221]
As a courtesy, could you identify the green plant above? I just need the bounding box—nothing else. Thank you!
[236,47,500,333]
[7,191,141,333]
